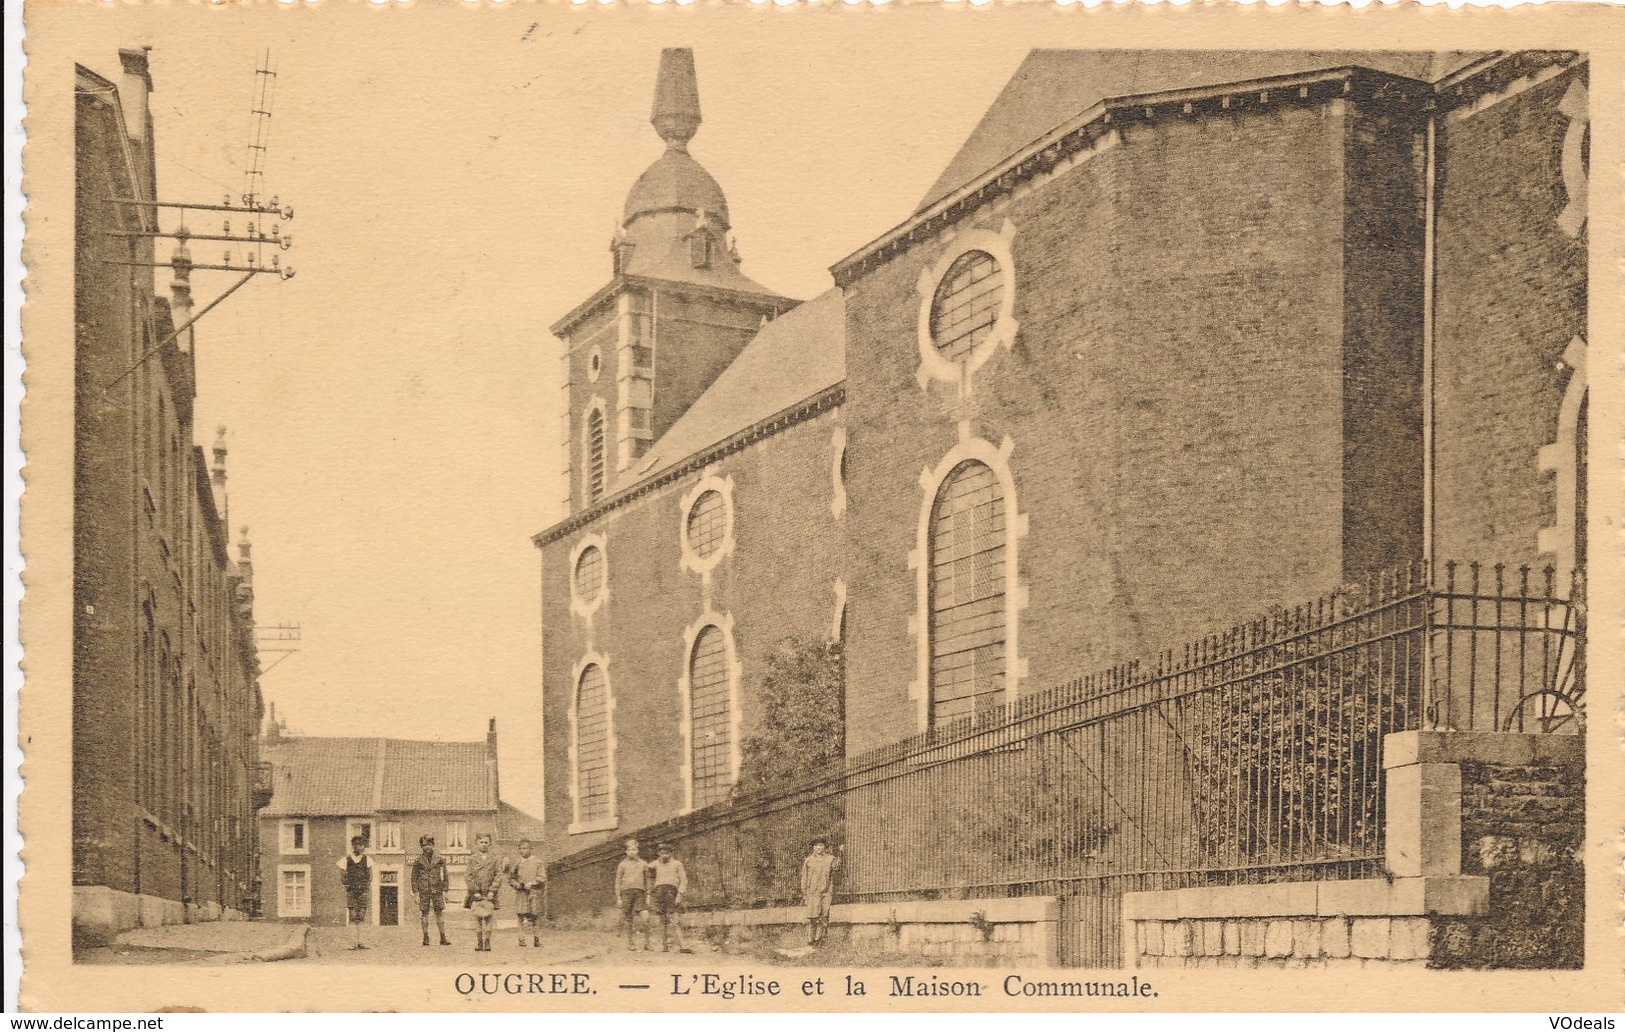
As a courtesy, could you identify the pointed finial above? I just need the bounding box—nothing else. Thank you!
[651,48,701,152]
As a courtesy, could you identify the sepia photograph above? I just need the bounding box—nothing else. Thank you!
[12,1,1623,1015]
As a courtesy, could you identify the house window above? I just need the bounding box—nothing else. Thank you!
[928,460,1007,727]
[930,250,1004,363]
[445,821,468,851]
[376,821,402,852]
[686,490,727,559]
[277,866,311,918]
[280,819,308,855]
[576,664,612,823]
[575,545,605,606]
[345,819,373,851]
[586,407,607,504]
[688,625,734,808]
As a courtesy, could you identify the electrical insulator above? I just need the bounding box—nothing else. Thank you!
[223,220,231,234]
[271,254,280,269]
[223,250,232,264]
[248,222,257,238]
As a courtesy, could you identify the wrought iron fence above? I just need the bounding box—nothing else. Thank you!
[546,562,1583,965]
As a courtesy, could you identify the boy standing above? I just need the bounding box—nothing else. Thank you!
[336,835,372,950]
[508,839,547,948]
[800,839,840,946]
[465,832,503,952]
[614,838,651,951]
[648,842,693,954]
[409,834,452,948]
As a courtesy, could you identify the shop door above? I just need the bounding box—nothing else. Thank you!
[379,872,399,926]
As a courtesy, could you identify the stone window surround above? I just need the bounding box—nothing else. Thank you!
[587,344,604,383]
[567,651,618,836]
[276,864,311,918]
[914,220,1019,395]
[279,818,308,856]
[906,425,1030,733]
[678,472,736,580]
[1537,336,1586,578]
[582,395,609,505]
[569,532,610,621]
[830,424,847,520]
[676,611,742,815]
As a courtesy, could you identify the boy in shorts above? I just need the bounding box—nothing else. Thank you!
[336,835,372,950]
[648,842,693,954]
[409,834,452,947]
[614,838,651,950]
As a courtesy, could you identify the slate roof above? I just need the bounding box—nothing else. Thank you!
[261,735,498,817]
[918,50,1489,213]
[497,801,546,845]
[632,287,846,480]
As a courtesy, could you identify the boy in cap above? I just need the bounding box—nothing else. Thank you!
[800,838,840,946]
[409,833,452,947]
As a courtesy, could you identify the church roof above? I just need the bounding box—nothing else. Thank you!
[261,734,499,817]
[633,287,846,479]
[919,50,1488,213]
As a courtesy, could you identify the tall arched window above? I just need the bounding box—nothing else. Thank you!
[928,460,1006,727]
[688,626,733,807]
[585,407,607,504]
[575,664,611,823]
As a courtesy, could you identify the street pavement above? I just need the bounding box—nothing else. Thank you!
[292,911,737,968]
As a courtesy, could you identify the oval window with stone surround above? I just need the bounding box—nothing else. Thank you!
[686,489,728,560]
[930,250,1005,362]
[574,545,605,605]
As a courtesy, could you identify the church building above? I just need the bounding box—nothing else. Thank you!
[533,49,1587,856]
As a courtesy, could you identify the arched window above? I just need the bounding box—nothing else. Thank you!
[688,626,733,807]
[575,664,611,823]
[928,460,1006,727]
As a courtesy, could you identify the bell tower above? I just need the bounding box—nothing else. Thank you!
[552,48,796,514]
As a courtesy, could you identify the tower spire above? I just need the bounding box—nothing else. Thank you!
[651,48,701,153]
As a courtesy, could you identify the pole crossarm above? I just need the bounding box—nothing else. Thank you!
[107,196,294,220]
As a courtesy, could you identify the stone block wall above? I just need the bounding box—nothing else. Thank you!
[687,897,1060,967]
[1135,915,1436,970]
[1431,749,1585,968]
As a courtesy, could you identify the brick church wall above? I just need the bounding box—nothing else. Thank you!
[1431,65,1587,573]
[841,95,1424,755]
[539,407,843,854]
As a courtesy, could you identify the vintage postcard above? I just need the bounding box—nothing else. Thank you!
[14,0,1625,1014]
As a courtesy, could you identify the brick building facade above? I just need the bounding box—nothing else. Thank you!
[73,52,269,939]
[533,51,1586,858]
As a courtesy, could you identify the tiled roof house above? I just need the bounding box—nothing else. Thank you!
[258,720,541,926]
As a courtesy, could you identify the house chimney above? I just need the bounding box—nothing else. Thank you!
[211,426,229,522]
[169,237,195,354]
[486,717,499,809]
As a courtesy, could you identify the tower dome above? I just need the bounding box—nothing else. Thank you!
[623,150,730,229]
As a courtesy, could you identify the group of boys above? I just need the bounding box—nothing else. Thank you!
[614,838,694,953]
[336,832,550,952]
[612,837,841,952]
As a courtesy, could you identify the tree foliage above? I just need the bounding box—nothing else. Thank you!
[733,637,845,799]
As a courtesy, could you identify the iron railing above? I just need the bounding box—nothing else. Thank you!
[546,562,1583,965]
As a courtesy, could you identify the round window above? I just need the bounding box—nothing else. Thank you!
[574,544,605,605]
[929,250,1005,362]
[686,490,727,559]
[587,346,604,383]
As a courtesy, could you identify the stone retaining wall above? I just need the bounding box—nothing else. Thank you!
[1122,731,1582,970]
[686,897,1060,966]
